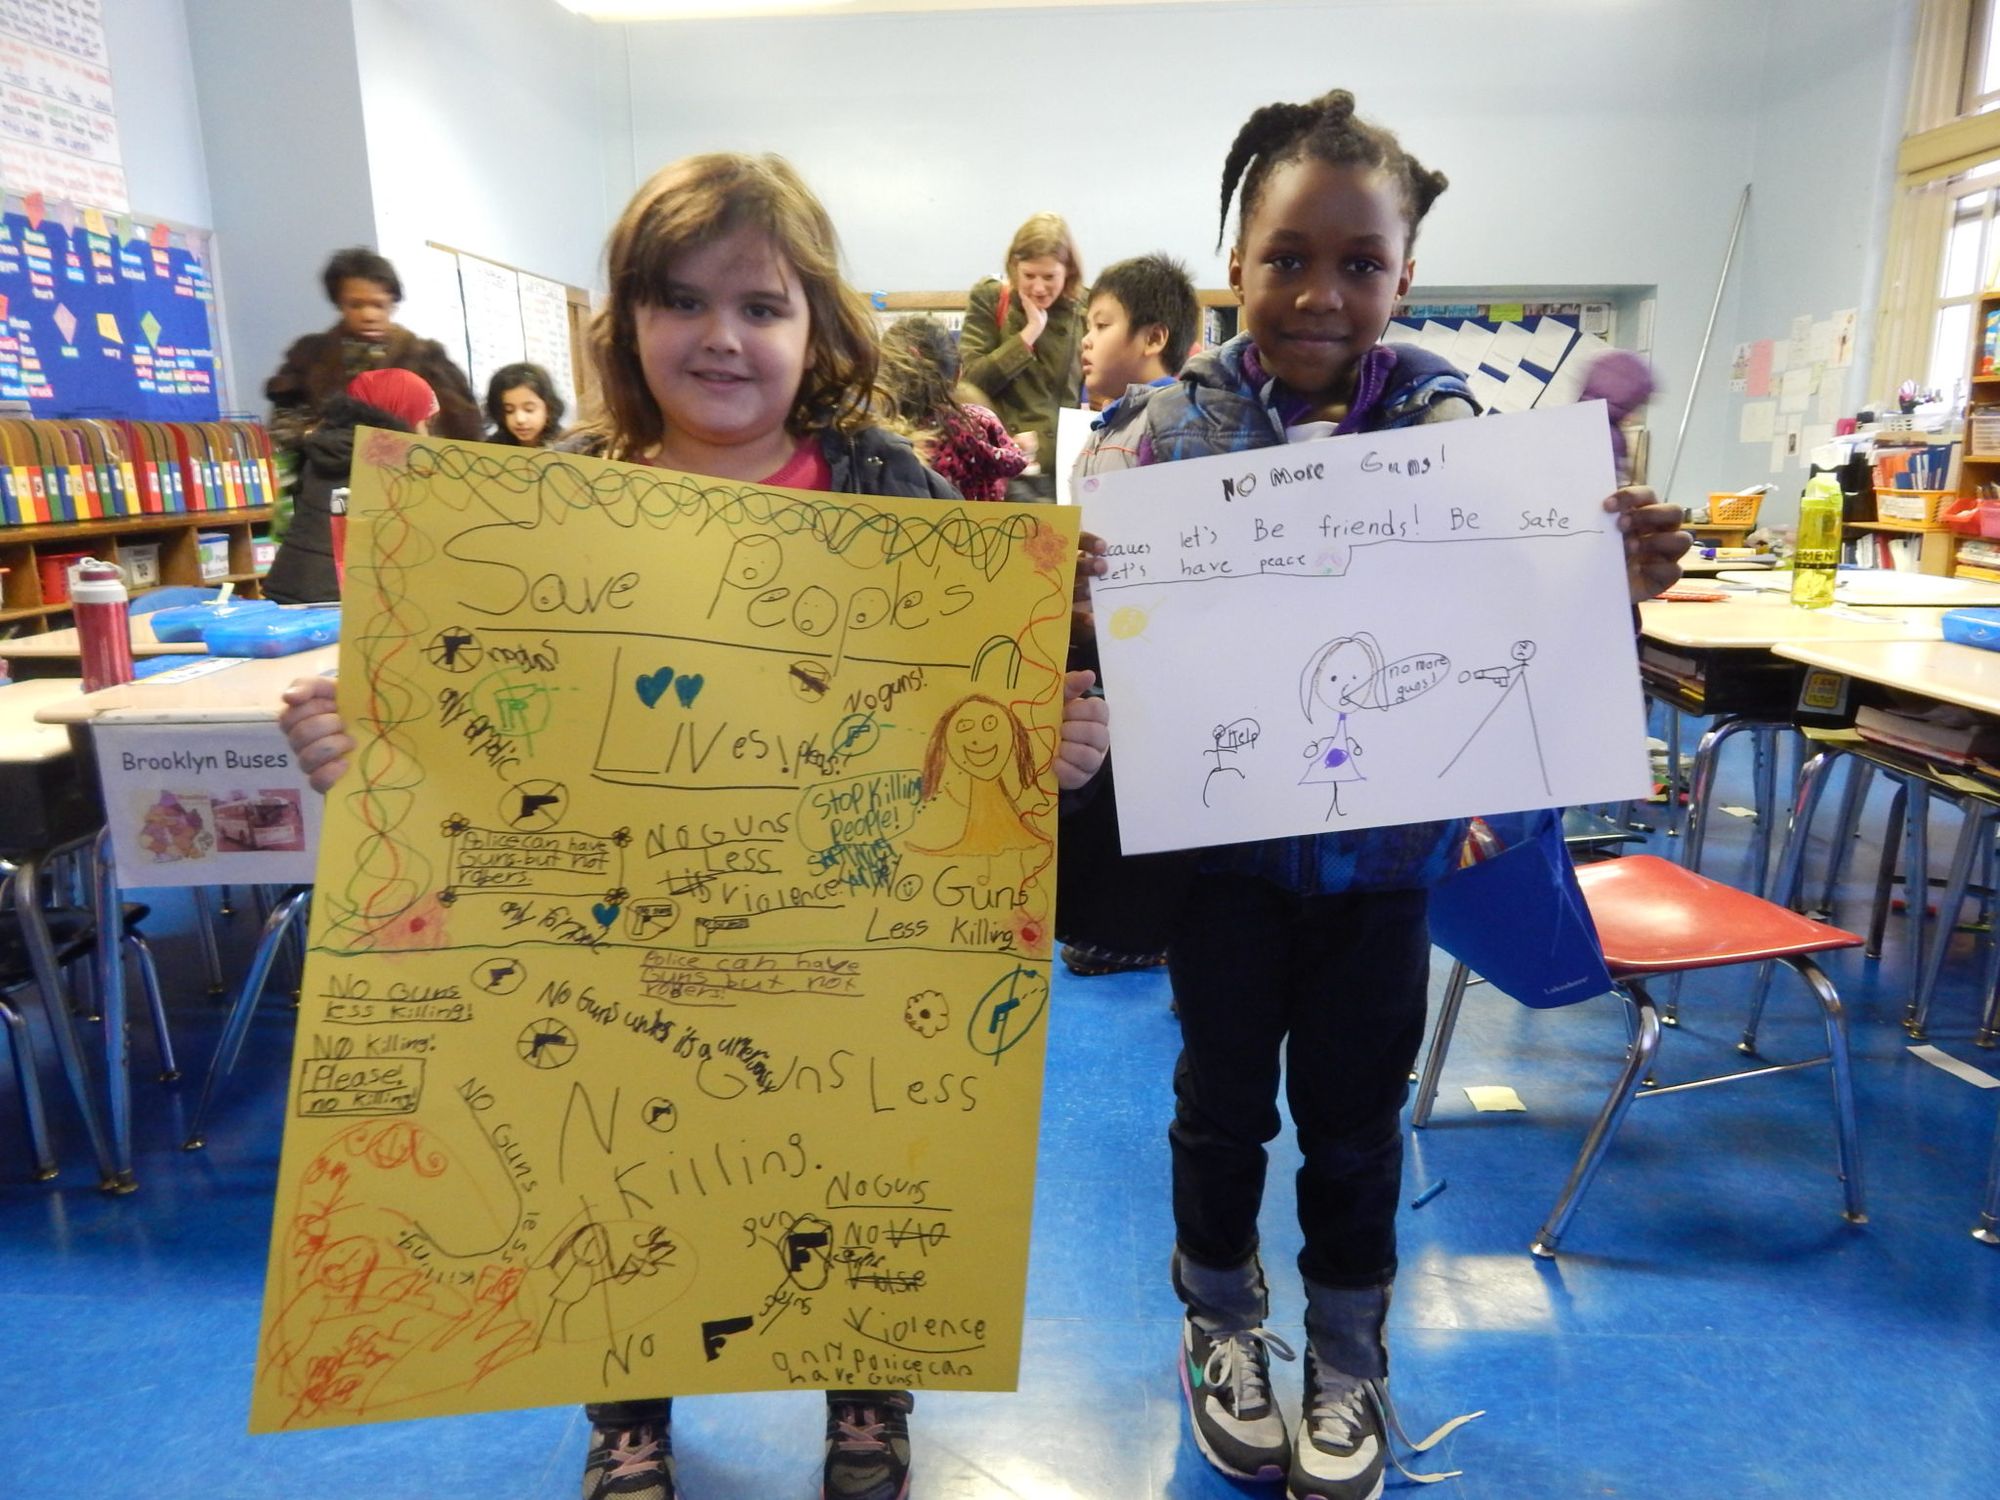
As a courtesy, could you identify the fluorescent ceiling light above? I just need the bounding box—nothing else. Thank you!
[556,0,853,16]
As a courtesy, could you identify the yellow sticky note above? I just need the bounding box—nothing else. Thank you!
[82,206,107,236]
[95,312,121,343]
[250,437,1079,1432]
[1464,1085,1526,1112]
[1489,303,1525,323]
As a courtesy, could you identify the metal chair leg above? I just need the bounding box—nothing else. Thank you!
[1817,757,1873,918]
[1785,955,1866,1224]
[1747,725,1781,898]
[1,996,57,1180]
[1976,1106,2000,1245]
[1681,716,1756,876]
[1867,780,1907,959]
[1902,782,1933,1029]
[1910,804,1995,1041]
[1412,960,1471,1129]
[9,851,120,1189]
[192,887,226,996]
[183,887,311,1151]
[1747,749,1840,1051]
[89,831,133,1190]
[1978,946,2000,1049]
[124,932,178,1082]
[1532,981,1663,1259]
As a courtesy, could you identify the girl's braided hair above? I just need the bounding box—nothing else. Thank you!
[1217,89,1449,252]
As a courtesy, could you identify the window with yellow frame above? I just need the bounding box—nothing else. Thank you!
[1881,0,2000,410]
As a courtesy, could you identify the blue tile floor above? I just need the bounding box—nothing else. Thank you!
[4,750,2000,1497]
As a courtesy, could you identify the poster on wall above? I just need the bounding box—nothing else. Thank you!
[458,254,525,405]
[96,721,322,886]
[249,434,1078,1429]
[0,198,220,419]
[517,271,575,418]
[0,0,128,212]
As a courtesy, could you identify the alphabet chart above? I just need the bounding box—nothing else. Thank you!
[250,433,1078,1430]
[1079,401,1650,855]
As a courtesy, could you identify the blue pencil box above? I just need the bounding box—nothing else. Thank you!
[203,607,340,657]
[148,598,279,642]
[1942,608,2000,652]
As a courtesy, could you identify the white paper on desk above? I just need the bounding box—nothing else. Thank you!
[1526,316,1573,371]
[1740,400,1777,444]
[94,722,321,886]
[1077,401,1650,854]
[1055,405,1096,505]
[1488,321,1532,373]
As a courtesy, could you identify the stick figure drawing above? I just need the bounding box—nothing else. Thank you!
[1298,632,1385,818]
[906,694,1050,856]
[1437,639,1552,793]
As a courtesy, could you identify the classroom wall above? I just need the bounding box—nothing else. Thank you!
[615,0,1899,509]
[348,0,620,345]
[180,0,379,413]
[1720,0,1915,520]
[102,0,211,230]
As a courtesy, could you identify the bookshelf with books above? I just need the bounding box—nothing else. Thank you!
[0,419,279,632]
[1959,287,2000,579]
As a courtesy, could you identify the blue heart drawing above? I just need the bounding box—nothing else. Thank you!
[592,901,621,928]
[635,667,674,708]
[673,673,705,709]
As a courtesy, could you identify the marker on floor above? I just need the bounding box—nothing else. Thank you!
[1410,1179,1447,1211]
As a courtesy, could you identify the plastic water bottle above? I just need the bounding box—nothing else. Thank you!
[70,559,135,692]
[1791,473,1842,610]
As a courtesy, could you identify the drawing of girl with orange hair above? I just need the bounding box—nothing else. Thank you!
[905,693,1051,857]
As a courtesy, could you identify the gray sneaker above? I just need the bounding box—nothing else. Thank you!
[1287,1346,1384,1500]
[1179,1311,1296,1482]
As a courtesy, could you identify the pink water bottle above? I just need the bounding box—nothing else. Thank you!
[70,559,135,693]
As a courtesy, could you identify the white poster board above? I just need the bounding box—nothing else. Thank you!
[517,270,575,418]
[1054,405,1095,504]
[457,255,525,405]
[1079,401,1650,855]
[0,0,127,211]
[96,720,321,885]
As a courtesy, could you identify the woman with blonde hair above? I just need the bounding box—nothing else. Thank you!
[958,212,1086,498]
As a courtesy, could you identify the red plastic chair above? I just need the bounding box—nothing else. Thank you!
[1417,853,1867,1257]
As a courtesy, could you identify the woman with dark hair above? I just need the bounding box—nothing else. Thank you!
[264,246,481,444]
[484,361,566,447]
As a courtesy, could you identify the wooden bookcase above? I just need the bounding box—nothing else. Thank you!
[0,508,272,632]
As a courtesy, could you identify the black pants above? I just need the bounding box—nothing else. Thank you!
[1167,875,1431,1291]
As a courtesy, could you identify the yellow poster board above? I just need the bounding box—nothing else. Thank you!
[251,433,1078,1432]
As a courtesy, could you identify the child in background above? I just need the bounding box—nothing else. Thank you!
[879,314,1026,499]
[262,367,438,604]
[1073,253,1202,486]
[278,151,1111,1500]
[484,360,566,447]
[958,212,1087,497]
[1083,90,1686,1500]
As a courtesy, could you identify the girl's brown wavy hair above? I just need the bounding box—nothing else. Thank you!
[578,153,881,461]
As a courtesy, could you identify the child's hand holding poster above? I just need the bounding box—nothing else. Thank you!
[251,434,1076,1430]
[1079,401,1650,854]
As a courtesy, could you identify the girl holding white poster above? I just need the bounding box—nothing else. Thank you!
[1079,90,1687,1500]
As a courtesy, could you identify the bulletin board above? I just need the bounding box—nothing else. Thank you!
[1387,300,1615,414]
[0,193,221,421]
[421,241,587,424]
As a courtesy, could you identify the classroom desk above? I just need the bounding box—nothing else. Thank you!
[0,677,124,1187]
[34,645,334,1186]
[1716,570,2000,607]
[1771,637,2000,1044]
[2,616,205,678]
[1638,600,1944,888]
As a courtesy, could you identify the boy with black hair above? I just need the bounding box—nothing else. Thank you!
[1073,253,1202,480]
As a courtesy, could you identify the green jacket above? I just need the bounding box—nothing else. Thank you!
[958,276,1083,451]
